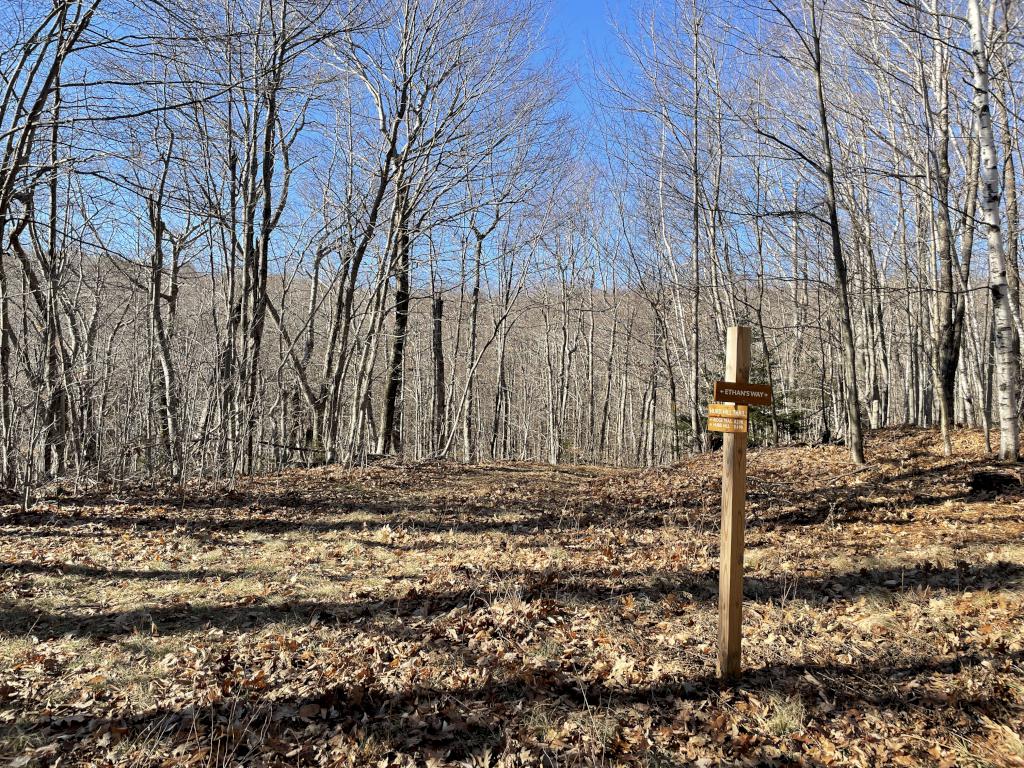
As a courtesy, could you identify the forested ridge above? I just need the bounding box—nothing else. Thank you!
[2,0,1023,486]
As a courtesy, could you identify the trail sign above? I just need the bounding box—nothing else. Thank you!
[707,403,748,433]
[713,381,773,407]
[708,417,747,433]
[708,403,748,418]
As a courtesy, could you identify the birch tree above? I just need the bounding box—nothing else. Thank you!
[968,0,1019,460]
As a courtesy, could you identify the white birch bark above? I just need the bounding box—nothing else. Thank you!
[968,0,1019,460]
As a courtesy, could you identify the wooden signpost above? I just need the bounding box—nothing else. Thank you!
[707,326,772,681]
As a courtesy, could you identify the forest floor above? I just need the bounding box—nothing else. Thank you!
[2,429,1024,767]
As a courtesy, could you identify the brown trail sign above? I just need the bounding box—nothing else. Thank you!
[713,381,773,407]
[713,326,771,681]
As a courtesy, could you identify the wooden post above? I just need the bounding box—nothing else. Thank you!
[718,325,750,680]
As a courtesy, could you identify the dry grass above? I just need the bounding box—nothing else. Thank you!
[763,692,805,737]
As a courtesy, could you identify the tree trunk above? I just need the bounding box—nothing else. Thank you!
[810,3,865,464]
[969,0,1019,460]
[378,215,411,456]
[431,292,446,455]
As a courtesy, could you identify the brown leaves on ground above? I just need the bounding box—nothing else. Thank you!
[1,428,1023,766]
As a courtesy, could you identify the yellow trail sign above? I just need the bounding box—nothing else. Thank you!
[707,402,748,434]
[708,415,747,433]
[708,403,748,418]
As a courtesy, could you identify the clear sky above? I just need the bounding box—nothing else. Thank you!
[548,0,619,60]
[546,0,625,115]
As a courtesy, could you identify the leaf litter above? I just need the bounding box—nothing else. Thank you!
[1,428,1022,766]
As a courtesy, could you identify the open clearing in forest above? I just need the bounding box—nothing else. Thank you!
[2,429,1024,766]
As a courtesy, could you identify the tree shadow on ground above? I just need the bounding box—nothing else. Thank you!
[0,493,643,539]
[3,560,1022,640]
[7,453,1019,544]
[16,634,1018,766]
[753,456,1024,527]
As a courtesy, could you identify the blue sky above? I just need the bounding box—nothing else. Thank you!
[547,0,625,115]
[548,0,619,61]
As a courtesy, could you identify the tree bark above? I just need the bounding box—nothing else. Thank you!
[969,0,1019,460]
[810,1,865,464]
